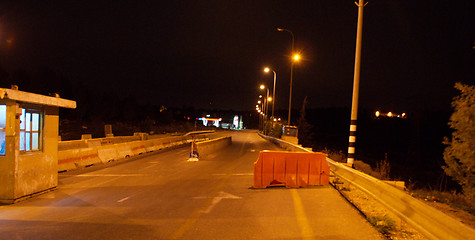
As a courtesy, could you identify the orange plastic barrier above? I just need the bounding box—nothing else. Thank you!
[253,151,330,188]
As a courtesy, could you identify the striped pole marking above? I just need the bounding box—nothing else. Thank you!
[347,120,357,166]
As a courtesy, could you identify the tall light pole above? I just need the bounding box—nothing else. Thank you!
[260,84,271,134]
[264,67,276,119]
[347,0,367,167]
[277,28,296,126]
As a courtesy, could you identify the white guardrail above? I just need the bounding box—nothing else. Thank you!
[259,133,475,240]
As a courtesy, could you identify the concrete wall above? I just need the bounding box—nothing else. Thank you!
[57,134,214,172]
[58,135,142,151]
[195,136,232,158]
[0,100,16,204]
[57,133,231,172]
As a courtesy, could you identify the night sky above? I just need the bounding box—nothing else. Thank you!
[0,1,473,113]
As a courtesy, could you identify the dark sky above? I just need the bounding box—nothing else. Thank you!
[0,0,473,112]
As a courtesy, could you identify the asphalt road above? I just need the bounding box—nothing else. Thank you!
[0,130,382,239]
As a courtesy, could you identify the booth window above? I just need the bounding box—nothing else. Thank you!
[0,105,5,155]
[20,108,43,152]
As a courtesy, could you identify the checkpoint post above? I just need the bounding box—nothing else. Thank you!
[0,87,76,204]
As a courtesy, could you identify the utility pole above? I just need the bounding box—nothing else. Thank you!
[347,0,367,167]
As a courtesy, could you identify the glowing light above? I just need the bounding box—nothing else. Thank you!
[267,97,272,102]
[278,118,281,121]
[293,54,300,61]
[402,113,406,118]
[258,100,261,104]
[260,84,265,90]
[259,95,262,98]
[387,112,393,117]
[256,105,259,108]
[264,67,270,73]
[375,111,380,117]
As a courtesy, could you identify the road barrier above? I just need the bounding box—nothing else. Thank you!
[258,132,475,240]
[58,134,211,172]
[253,151,330,188]
[194,136,232,159]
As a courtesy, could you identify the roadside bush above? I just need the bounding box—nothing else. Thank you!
[443,83,475,203]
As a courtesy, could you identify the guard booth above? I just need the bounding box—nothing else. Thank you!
[282,125,298,145]
[283,125,298,137]
[0,88,76,204]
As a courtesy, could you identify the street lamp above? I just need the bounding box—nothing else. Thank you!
[277,27,296,125]
[260,84,271,134]
[260,86,270,120]
[293,54,300,61]
[264,67,277,120]
[347,0,367,167]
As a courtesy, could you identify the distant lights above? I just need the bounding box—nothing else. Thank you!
[375,110,407,119]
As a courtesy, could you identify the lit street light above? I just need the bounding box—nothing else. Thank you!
[264,67,277,120]
[260,84,271,134]
[277,27,297,125]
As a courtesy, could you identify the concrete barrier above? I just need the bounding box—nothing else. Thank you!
[58,135,143,151]
[194,136,232,159]
[58,148,101,171]
[97,147,118,163]
[58,133,223,172]
[253,150,330,188]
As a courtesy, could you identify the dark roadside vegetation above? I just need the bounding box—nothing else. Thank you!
[293,107,474,215]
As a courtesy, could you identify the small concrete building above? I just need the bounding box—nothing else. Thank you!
[0,88,76,204]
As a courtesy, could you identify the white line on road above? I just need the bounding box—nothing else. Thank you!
[117,196,131,203]
[75,174,147,177]
[211,173,253,176]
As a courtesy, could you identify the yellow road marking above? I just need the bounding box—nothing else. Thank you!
[291,189,315,239]
[169,209,203,239]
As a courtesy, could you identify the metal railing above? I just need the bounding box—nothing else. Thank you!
[258,133,475,240]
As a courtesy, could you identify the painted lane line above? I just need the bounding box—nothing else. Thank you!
[291,189,315,239]
[232,173,253,176]
[76,174,147,177]
[211,173,253,176]
[117,196,131,203]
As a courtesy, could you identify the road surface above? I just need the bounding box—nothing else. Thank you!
[0,130,382,239]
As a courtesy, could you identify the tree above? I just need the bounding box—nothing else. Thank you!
[443,82,475,201]
[298,96,314,147]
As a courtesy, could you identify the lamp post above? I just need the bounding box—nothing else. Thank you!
[264,67,276,119]
[277,28,296,126]
[260,84,271,134]
[347,0,367,167]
